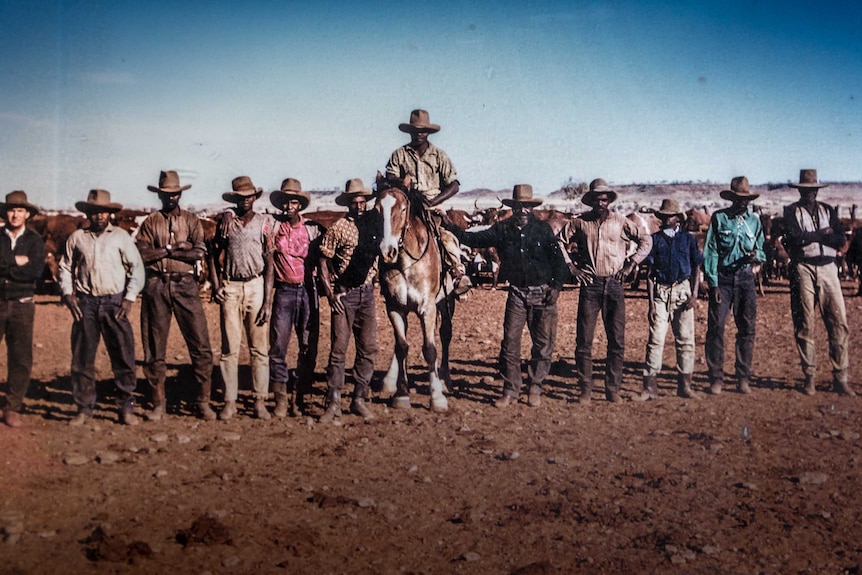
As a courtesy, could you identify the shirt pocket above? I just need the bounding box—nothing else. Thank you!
[716,229,736,251]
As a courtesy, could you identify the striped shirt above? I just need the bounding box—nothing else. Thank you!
[558,211,652,277]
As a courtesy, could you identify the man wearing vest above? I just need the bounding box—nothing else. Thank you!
[782,169,854,397]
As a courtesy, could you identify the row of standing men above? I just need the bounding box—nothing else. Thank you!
[0,109,854,427]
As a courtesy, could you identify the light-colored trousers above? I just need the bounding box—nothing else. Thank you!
[643,280,695,376]
[789,261,849,382]
[219,276,270,401]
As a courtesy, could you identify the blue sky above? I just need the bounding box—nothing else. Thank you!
[2,0,861,209]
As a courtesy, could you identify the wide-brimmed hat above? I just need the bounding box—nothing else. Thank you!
[654,198,686,221]
[222,175,263,203]
[147,170,191,193]
[335,178,374,207]
[720,176,760,201]
[582,178,618,206]
[75,189,123,214]
[270,178,311,211]
[502,184,543,207]
[789,168,828,190]
[398,109,440,134]
[0,190,40,217]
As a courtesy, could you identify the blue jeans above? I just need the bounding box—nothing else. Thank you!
[269,282,319,395]
[71,293,137,414]
[575,276,626,393]
[705,267,756,383]
[500,285,558,397]
[327,284,377,396]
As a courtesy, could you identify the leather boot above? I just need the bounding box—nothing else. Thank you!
[254,398,272,420]
[147,381,167,421]
[318,389,342,424]
[273,393,289,418]
[527,385,542,407]
[578,383,592,404]
[803,375,816,396]
[834,379,857,397]
[219,400,237,421]
[737,378,752,394]
[633,375,657,402]
[707,379,723,395]
[350,397,374,420]
[197,401,217,421]
[677,373,702,400]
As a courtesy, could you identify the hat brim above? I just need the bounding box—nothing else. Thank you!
[75,201,122,214]
[720,190,760,201]
[270,190,310,211]
[655,210,686,221]
[0,203,39,216]
[502,199,543,207]
[399,123,440,134]
[789,183,828,189]
[582,190,618,206]
[148,184,191,193]
[222,189,262,203]
[335,191,373,207]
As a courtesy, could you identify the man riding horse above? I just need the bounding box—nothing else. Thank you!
[385,109,472,296]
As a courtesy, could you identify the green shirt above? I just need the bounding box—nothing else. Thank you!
[703,207,765,288]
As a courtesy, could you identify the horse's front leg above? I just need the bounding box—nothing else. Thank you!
[385,310,411,409]
[420,308,447,413]
[437,296,454,393]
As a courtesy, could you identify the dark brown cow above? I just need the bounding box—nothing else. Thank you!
[28,213,86,293]
[304,209,345,230]
[684,208,711,233]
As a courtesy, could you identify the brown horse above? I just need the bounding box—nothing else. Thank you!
[375,184,453,412]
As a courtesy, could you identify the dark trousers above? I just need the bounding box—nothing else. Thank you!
[0,298,35,413]
[71,293,136,414]
[500,285,558,397]
[575,276,626,393]
[269,283,320,395]
[140,274,213,405]
[327,284,377,396]
[705,267,756,383]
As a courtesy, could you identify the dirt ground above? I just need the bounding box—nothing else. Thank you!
[2,279,862,575]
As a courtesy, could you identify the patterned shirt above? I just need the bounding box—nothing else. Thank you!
[273,216,311,284]
[319,212,379,289]
[558,211,652,277]
[136,208,207,274]
[703,207,765,287]
[59,223,145,300]
[219,212,274,280]
[385,142,458,201]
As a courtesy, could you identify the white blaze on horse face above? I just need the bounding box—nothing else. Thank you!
[379,193,399,263]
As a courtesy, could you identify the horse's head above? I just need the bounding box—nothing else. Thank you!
[376,185,409,264]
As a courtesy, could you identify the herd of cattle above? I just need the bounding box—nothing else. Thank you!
[19,201,862,298]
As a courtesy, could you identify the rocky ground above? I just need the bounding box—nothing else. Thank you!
[2,279,862,575]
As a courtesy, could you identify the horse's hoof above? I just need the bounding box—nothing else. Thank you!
[391,396,412,410]
[430,398,449,413]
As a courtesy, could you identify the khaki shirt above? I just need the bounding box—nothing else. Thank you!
[558,212,652,277]
[385,142,458,201]
[59,223,145,300]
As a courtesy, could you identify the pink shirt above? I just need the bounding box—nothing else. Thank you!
[273,216,310,284]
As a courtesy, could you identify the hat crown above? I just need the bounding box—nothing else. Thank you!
[589,178,612,193]
[5,190,30,206]
[797,169,820,186]
[730,176,750,195]
[409,109,431,126]
[399,109,441,133]
[231,175,257,192]
[279,178,302,193]
[87,189,112,205]
[512,184,534,202]
[345,178,370,194]
[657,198,682,214]
[159,171,183,190]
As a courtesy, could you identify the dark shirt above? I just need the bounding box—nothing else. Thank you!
[646,229,704,285]
[0,227,46,300]
[454,216,566,288]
